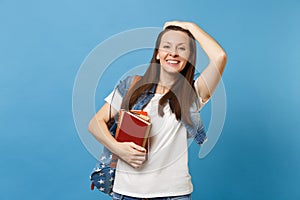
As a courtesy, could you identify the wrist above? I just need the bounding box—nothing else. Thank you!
[187,22,196,32]
[110,140,120,155]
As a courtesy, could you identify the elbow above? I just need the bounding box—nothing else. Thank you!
[220,52,227,64]
[217,52,227,64]
[88,116,106,134]
[213,52,227,73]
[88,117,96,134]
[202,94,211,104]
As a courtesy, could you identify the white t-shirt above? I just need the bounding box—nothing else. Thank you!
[105,79,208,198]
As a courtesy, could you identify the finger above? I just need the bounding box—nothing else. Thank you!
[131,163,141,169]
[130,142,146,152]
[131,160,144,168]
[132,159,144,165]
[163,23,168,30]
[131,155,146,161]
[132,152,146,157]
[163,21,173,29]
[132,151,146,157]
[164,22,180,30]
[129,161,140,168]
[165,21,188,30]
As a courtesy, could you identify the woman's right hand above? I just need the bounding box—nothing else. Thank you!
[114,142,147,169]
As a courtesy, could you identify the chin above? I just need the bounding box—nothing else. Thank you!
[162,66,183,74]
[165,63,184,72]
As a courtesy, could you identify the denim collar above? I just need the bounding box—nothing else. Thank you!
[145,84,157,94]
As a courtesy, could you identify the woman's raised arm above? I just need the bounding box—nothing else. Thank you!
[164,21,227,103]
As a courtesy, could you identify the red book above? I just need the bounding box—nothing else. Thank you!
[115,109,151,149]
[110,109,151,168]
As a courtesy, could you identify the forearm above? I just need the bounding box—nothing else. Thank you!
[188,22,227,67]
[88,115,147,169]
[88,116,119,155]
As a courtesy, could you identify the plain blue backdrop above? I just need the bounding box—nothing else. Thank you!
[1,0,300,199]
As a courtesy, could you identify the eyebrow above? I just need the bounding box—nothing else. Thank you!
[162,42,187,46]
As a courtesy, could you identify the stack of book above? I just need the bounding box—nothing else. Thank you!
[110,109,151,167]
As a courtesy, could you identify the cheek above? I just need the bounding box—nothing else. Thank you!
[182,52,190,61]
[159,51,168,58]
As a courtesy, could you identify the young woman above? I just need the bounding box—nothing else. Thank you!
[88,21,227,200]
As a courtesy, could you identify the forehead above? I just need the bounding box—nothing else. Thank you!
[160,30,190,45]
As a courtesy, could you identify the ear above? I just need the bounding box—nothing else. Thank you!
[156,54,160,60]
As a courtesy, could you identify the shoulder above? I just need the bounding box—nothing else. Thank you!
[116,75,142,97]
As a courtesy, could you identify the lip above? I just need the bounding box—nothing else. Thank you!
[166,59,181,65]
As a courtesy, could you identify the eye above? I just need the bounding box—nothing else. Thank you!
[162,45,170,49]
[178,47,186,51]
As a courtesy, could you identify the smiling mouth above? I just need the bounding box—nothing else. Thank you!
[166,60,180,64]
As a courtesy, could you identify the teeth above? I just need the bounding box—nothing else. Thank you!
[167,60,179,64]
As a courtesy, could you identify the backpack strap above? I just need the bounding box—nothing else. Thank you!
[129,75,141,91]
[108,75,141,123]
[109,75,142,168]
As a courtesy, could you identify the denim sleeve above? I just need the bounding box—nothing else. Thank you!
[115,75,134,97]
[194,71,200,80]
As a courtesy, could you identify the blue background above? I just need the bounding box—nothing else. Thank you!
[1,0,300,199]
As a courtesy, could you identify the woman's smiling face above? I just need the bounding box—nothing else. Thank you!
[157,30,191,73]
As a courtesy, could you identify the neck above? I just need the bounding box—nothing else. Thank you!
[158,70,178,87]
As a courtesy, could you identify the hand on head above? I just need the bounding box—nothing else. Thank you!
[163,20,193,31]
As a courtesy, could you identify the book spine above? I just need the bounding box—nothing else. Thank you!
[115,109,124,139]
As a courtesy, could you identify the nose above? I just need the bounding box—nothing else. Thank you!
[169,47,178,57]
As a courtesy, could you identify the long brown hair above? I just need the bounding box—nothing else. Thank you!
[121,25,198,125]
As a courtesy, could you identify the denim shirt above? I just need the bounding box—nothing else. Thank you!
[115,76,207,146]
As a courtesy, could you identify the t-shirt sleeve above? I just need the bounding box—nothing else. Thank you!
[104,75,135,112]
[194,78,210,111]
[104,89,123,112]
